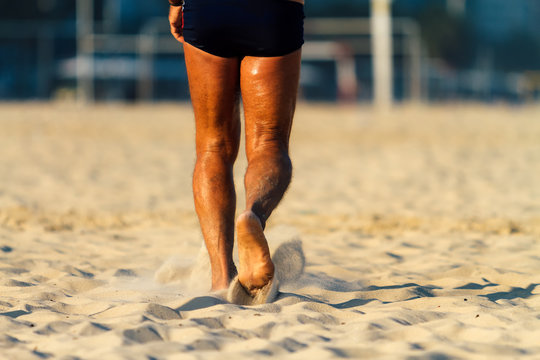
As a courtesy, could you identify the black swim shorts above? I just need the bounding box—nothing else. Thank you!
[182,0,304,58]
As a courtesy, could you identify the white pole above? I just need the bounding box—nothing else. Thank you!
[76,0,94,103]
[371,0,393,109]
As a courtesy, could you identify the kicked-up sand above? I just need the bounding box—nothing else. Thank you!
[0,103,539,359]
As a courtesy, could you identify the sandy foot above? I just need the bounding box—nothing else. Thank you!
[236,211,275,296]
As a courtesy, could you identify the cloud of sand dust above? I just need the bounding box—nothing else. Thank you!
[94,244,214,304]
[273,238,305,284]
[154,244,212,295]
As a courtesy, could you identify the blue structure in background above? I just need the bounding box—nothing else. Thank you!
[469,0,540,44]
[0,0,539,102]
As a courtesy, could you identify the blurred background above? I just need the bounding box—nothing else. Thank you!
[1,0,540,103]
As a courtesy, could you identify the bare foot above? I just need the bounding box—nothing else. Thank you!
[236,211,274,296]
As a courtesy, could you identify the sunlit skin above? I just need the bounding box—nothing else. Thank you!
[169,6,301,295]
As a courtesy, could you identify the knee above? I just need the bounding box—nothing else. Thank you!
[247,136,290,162]
[196,138,239,165]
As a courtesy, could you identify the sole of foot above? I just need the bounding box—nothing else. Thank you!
[236,211,275,297]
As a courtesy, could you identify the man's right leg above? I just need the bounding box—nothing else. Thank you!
[184,43,241,290]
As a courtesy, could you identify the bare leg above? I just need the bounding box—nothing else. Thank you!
[236,49,302,295]
[184,43,241,290]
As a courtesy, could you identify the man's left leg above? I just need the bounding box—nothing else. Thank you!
[236,49,302,295]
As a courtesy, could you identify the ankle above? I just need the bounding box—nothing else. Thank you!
[210,259,236,289]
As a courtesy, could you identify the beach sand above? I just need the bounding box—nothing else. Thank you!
[1,103,539,359]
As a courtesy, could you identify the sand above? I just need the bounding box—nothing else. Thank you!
[0,103,539,359]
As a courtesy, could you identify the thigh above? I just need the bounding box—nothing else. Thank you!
[240,49,302,157]
[184,43,241,158]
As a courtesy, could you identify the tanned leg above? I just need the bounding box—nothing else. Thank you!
[236,49,302,295]
[184,43,241,290]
